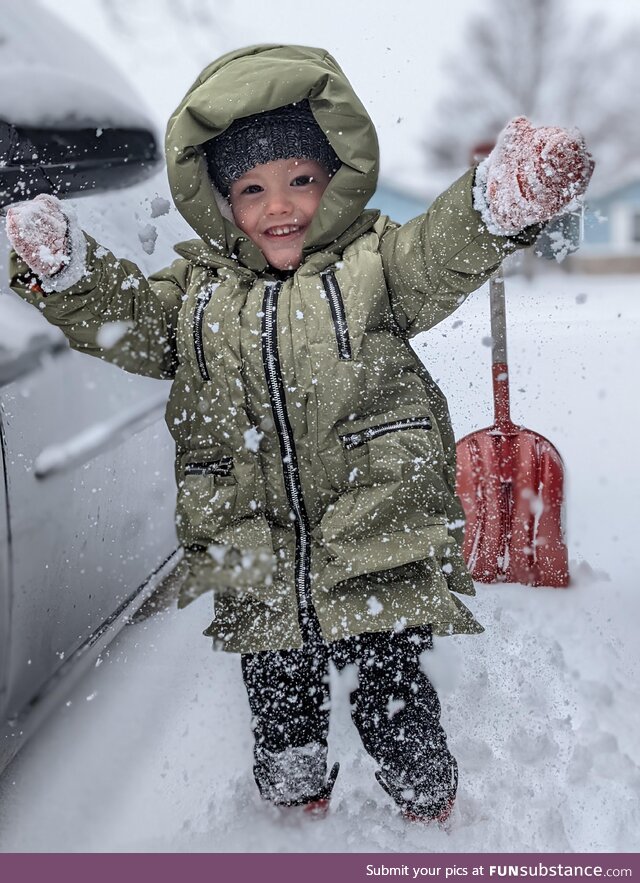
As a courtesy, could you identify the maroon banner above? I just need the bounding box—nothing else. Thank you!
[0,853,638,883]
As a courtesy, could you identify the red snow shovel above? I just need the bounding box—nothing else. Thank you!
[455,273,569,587]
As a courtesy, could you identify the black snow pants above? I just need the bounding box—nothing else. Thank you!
[240,627,458,817]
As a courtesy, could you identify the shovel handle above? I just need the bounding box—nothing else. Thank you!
[490,274,507,363]
[489,273,514,430]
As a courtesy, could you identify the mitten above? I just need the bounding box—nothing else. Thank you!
[178,543,277,608]
[5,193,87,292]
[473,116,594,235]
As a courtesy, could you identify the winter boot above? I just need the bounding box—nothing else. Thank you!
[272,762,340,819]
[254,741,339,817]
[300,762,340,818]
[375,757,458,825]
[401,796,455,826]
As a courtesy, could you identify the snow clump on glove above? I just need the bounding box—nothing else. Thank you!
[5,193,87,293]
[473,116,595,236]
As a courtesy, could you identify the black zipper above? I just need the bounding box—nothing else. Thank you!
[193,287,215,381]
[261,282,316,640]
[321,269,352,361]
[341,416,432,451]
[184,457,234,477]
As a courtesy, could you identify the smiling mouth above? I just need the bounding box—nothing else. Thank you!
[263,224,303,238]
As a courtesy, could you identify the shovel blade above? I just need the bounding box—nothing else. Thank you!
[456,426,569,587]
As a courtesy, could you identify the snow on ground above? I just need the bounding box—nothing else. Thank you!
[0,273,639,852]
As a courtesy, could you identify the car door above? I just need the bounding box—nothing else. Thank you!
[0,0,190,758]
[0,412,10,719]
[0,235,179,725]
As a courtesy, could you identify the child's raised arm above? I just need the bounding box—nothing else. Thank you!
[6,193,186,380]
[380,117,593,337]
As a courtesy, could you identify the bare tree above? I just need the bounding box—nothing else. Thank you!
[425,0,640,196]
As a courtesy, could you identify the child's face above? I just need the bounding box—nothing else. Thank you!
[229,158,331,271]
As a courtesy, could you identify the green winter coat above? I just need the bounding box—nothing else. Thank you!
[10,45,536,653]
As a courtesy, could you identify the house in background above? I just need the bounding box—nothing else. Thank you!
[568,179,640,274]
[369,181,428,225]
[372,178,640,274]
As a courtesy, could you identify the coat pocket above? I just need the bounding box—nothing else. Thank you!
[192,286,215,381]
[321,269,352,361]
[183,456,233,477]
[340,416,432,450]
[334,411,442,489]
[323,410,450,542]
[176,452,238,548]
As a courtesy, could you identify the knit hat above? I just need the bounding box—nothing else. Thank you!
[203,101,341,197]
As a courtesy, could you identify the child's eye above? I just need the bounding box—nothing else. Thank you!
[241,184,263,195]
[291,175,315,187]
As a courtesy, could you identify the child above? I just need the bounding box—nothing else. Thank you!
[6,45,593,822]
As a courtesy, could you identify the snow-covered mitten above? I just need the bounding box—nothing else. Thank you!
[473,116,594,235]
[5,193,87,292]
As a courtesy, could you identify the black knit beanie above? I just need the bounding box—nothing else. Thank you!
[203,101,341,197]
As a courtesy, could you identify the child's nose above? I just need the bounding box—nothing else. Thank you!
[265,190,294,215]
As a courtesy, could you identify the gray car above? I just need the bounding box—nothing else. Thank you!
[0,2,189,771]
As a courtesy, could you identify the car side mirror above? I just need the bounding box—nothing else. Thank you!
[0,119,160,208]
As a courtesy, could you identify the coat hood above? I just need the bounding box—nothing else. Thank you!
[165,44,379,271]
